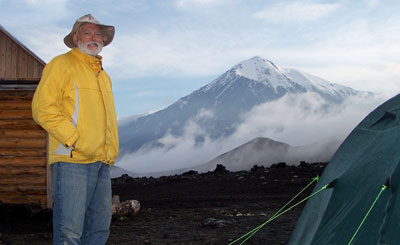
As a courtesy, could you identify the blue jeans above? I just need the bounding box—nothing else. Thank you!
[51,161,112,245]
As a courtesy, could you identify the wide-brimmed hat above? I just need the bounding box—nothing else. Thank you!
[64,14,115,48]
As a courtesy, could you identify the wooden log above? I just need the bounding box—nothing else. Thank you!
[0,157,46,167]
[0,166,46,175]
[0,138,46,148]
[0,91,34,100]
[0,110,33,119]
[0,100,32,110]
[112,200,140,216]
[0,175,46,185]
[0,129,46,138]
[0,119,43,130]
[111,195,140,217]
[0,148,46,157]
[0,193,47,206]
[0,185,47,194]
[112,195,120,205]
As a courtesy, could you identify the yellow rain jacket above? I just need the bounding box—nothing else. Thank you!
[32,48,119,165]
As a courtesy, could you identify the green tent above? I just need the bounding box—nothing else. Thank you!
[289,94,400,244]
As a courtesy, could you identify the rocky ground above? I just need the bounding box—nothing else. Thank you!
[0,162,326,245]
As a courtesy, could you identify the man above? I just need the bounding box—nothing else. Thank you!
[32,14,119,245]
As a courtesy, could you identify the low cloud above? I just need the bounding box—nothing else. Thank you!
[232,93,384,146]
[116,92,387,175]
[118,118,226,173]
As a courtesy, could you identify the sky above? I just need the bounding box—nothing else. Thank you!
[1,0,400,118]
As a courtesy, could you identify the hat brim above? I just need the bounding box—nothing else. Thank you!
[64,23,115,48]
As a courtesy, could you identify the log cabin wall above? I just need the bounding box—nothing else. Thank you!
[0,91,47,206]
[0,25,49,208]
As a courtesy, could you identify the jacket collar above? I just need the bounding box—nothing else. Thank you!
[71,48,103,72]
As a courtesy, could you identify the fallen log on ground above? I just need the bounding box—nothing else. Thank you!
[111,195,140,216]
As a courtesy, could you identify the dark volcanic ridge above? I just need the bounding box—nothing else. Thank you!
[0,161,327,244]
[112,161,327,208]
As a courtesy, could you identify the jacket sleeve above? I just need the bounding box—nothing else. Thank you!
[32,58,79,148]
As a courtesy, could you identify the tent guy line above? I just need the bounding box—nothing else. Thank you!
[230,176,325,244]
[348,181,389,245]
[230,175,389,244]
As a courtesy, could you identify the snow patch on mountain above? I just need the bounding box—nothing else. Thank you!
[281,68,355,96]
[234,56,292,91]
[202,56,360,101]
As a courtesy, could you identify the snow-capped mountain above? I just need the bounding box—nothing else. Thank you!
[118,56,369,155]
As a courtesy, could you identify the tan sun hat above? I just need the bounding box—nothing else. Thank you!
[64,14,115,48]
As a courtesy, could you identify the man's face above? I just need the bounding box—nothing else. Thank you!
[73,23,103,56]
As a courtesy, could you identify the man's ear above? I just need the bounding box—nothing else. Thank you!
[72,33,78,47]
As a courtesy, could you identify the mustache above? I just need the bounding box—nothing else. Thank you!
[85,41,101,47]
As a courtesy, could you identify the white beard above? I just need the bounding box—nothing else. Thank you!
[78,40,103,56]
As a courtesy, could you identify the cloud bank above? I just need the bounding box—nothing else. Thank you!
[116,92,387,175]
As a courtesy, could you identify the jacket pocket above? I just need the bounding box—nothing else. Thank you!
[70,130,98,160]
[54,143,73,156]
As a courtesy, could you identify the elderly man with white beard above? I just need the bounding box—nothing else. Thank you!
[32,14,119,245]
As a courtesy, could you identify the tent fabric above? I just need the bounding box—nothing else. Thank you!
[289,94,400,245]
